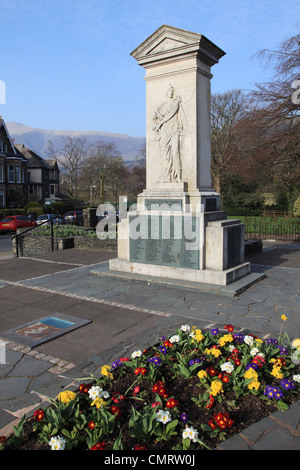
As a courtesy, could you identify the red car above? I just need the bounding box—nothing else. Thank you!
[0,215,37,233]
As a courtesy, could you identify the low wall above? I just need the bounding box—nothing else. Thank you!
[12,233,117,257]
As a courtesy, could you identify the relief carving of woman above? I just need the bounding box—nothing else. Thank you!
[153,85,186,183]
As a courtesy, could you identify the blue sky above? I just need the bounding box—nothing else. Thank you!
[0,0,299,137]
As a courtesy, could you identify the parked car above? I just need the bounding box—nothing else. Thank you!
[36,214,63,225]
[0,215,37,233]
[62,210,83,226]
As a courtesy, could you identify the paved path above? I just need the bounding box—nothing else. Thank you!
[0,242,300,450]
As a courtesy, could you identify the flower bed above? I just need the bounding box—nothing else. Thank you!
[1,320,300,451]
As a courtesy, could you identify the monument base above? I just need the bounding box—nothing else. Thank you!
[109,198,251,287]
[109,257,250,286]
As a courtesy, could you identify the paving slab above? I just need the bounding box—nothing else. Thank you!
[0,244,299,450]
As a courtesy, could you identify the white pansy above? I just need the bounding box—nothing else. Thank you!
[131,350,142,359]
[170,335,180,343]
[180,325,191,332]
[102,391,110,399]
[244,335,254,346]
[291,349,300,365]
[250,348,260,356]
[291,338,300,349]
[156,410,172,424]
[220,361,234,373]
[88,385,103,400]
[182,426,199,442]
[49,436,66,450]
[293,374,300,383]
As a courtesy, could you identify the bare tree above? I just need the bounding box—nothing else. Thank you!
[211,89,248,195]
[250,33,300,201]
[83,140,128,204]
[252,33,300,122]
[47,136,89,199]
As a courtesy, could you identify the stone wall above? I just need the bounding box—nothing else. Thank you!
[73,236,117,251]
[12,233,117,257]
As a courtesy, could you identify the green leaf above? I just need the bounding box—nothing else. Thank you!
[113,431,123,450]
[62,428,71,439]
[166,419,178,435]
[276,400,289,411]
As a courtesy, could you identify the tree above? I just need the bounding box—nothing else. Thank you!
[125,143,146,198]
[252,33,300,123]
[47,136,89,199]
[84,140,128,204]
[211,89,248,195]
[249,33,300,203]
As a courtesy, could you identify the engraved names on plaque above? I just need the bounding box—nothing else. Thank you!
[129,214,199,269]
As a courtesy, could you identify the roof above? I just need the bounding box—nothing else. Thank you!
[14,144,53,169]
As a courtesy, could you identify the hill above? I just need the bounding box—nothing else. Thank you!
[6,122,145,164]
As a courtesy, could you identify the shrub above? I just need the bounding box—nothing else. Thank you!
[26,206,44,217]
[293,197,300,217]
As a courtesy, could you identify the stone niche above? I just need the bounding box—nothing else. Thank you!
[109,25,251,286]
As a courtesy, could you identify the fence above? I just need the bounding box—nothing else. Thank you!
[262,210,293,218]
[244,217,300,241]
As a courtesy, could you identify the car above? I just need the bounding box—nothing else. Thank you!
[62,210,83,226]
[0,215,37,233]
[36,214,63,225]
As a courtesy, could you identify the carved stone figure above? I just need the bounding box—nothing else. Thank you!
[153,85,186,183]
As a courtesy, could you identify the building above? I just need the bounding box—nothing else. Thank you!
[15,145,60,204]
[0,117,28,208]
[0,117,60,208]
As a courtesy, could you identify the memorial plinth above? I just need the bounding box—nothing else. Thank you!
[109,25,251,286]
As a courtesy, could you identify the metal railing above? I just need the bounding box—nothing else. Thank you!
[244,217,300,241]
[12,216,59,257]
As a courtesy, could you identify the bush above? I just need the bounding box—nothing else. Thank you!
[3,208,27,216]
[222,207,262,217]
[23,201,43,211]
[26,206,44,217]
[293,197,300,217]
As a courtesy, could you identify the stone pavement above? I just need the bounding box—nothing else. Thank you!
[0,242,300,450]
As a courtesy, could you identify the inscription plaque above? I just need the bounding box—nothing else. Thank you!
[145,199,182,211]
[227,225,242,268]
[129,214,200,269]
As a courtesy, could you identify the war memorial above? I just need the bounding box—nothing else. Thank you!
[109,25,255,288]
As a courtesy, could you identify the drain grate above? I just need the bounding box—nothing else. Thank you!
[0,313,92,348]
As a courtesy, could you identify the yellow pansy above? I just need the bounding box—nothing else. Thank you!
[101,365,113,380]
[219,334,233,347]
[210,380,223,396]
[244,368,258,380]
[57,390,77,404]
[197,370,208,379]
[292,338,300,350]
[271,366,283,379]
[91,397,107,408]
[248,378,260,390]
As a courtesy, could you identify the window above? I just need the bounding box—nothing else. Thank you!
[0,140,3,153]
[8,164,14,183]
[16,165,21,183]
[0,163,3,182]
[50,184,58,195]
[0,189,4,208]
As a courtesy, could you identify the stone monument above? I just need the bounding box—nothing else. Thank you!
[109,25,251,286]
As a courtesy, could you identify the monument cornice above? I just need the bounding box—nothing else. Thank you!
[131,24,225,68]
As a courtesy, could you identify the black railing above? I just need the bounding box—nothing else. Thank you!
[12,216,59,257]
[243,217,300,241]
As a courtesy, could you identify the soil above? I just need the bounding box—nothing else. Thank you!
[3,353,300,451]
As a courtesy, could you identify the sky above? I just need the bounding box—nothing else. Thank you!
[0,0,299,137]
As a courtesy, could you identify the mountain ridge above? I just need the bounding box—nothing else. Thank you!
[6,121,145,163]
